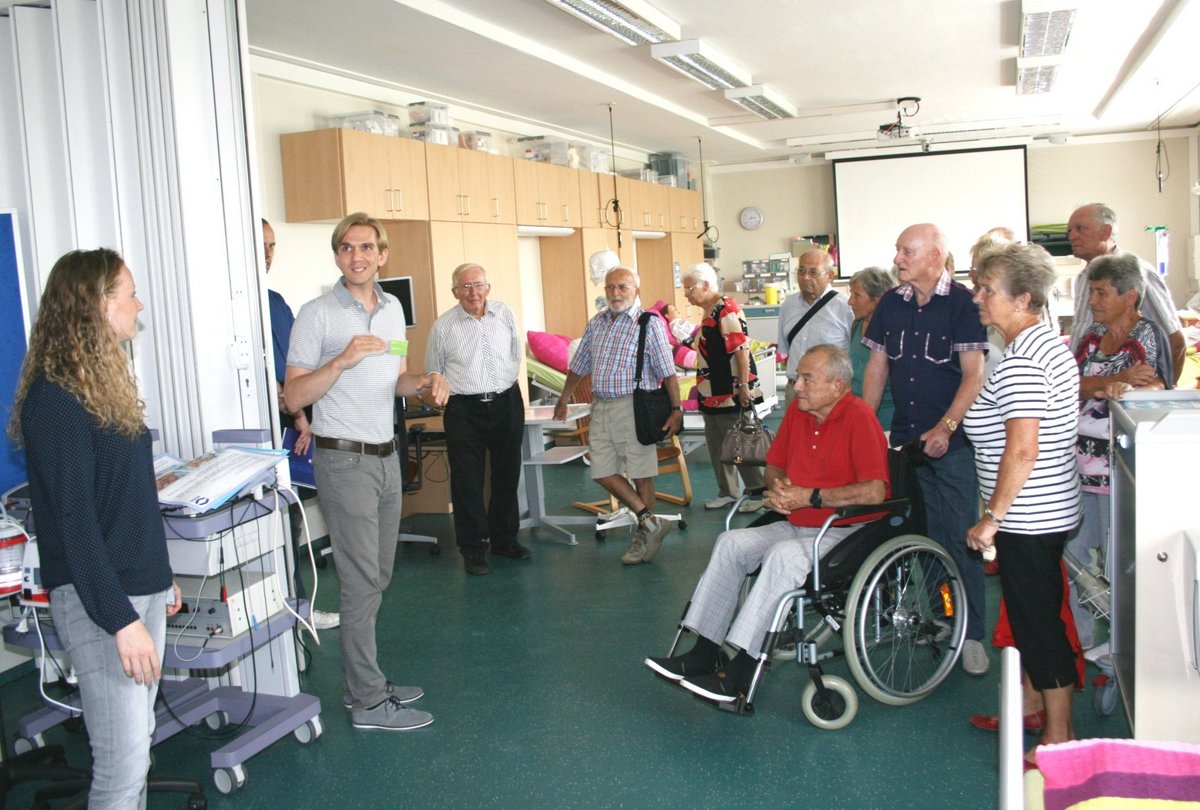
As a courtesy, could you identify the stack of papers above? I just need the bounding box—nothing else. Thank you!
[155,447,286,513]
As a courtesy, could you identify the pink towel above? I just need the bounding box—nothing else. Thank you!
[1040,739,1200,809]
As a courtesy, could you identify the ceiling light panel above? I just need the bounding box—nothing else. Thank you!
[651,39,751,90]
[544,0,681,45]
[1020,7,1076,57]
[1016,61,1059,94]
[725,85,797,119]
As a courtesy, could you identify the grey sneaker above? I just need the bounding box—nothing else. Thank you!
[343,680,425,709]
[704,496,737,510]
[621,535,647,565]
[312,610,340,630]
[351,696,433,731]
[962,639,990,676]
[639,516,671,562]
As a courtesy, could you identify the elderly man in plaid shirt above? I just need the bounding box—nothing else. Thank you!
[554,266,682,565]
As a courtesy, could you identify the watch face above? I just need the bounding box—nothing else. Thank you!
[739,207,763,230]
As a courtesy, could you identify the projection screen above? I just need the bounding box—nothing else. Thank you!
[832,146,1029,275]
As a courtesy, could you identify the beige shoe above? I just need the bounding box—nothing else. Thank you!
[621,535,647,565]
[640,516,671,562]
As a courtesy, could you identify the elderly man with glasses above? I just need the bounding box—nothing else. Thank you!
[426,262,528,576]
[778,249,853,401]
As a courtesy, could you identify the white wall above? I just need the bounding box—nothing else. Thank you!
[708,135,1200,306]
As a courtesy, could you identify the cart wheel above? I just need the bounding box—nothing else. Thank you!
[204,711,229,731]
[595,530,606,541]
[678,518,687,531]
[1092,675,1118,717]
[188,793,208,810]
[64,715,84,734]
[801,676,859,730]
[13,733,45,754]
[315,553,328,570]
[213,764,246,795]
[293,716,324,745]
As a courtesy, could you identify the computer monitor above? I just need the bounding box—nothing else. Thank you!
[378,276,415,329]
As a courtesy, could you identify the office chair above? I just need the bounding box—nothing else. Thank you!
[397,399,440,555]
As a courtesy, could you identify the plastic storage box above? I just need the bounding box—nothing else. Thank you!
[407,101,450,126]
[650,152,691,189]
[410,123,459,146]
[518,136,574,166]
[459,130,492,151]
[329,111,403,137]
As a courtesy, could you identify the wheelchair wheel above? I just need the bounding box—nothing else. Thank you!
[843,535,966,706]
[801,675,858,730]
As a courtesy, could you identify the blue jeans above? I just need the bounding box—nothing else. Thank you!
[50,584,168,810]
[915,445,985,641]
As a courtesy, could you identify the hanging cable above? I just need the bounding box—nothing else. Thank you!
[696,136,719,247]
[1154,98,1169,194]
[605,104,624,248]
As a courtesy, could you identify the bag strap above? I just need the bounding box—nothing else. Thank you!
[635,311,654,387]
[785,288,837,348]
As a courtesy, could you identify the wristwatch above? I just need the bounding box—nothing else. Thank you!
[941,417,959,433]
[809,488,823,508]
[670,406,683,413]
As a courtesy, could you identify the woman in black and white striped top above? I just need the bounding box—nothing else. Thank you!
[963,242,1082,770]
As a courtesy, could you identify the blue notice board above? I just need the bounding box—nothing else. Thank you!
[0,212,28,492]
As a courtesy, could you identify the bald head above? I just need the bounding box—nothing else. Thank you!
[893,223,948,286]
[1067,204,1116,263]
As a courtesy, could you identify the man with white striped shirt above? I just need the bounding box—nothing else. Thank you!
[426,263,527,576]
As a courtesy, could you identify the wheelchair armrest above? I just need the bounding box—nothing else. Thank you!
[833,498,909,520]
[744,486,768,497]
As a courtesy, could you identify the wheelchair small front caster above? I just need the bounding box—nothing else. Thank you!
[595,529,606,541]
[801,676,859,730]
[678,518,687,531]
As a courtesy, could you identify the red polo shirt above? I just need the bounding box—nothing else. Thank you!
[766,393,891,527]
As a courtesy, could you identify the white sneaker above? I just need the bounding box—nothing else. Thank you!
[312,610,340,630]
[962,639,990,676]
[704,496,737,510]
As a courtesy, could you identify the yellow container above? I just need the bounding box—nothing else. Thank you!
[764,285,780,305]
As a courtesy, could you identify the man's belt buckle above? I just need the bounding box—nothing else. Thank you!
[479,392,497,402]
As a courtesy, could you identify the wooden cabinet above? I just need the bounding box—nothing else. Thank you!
[539,228,635,338]
[425,143,516,224]
[625,178,671,231]
[634,230,705,318]
[579,171,633,231]
[513,160,581,227]
[668,186,703,234]
[669,231,705,320]
[280,129,428,222]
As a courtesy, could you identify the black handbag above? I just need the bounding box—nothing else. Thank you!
[719,406,774,467]
[633,312,672,446]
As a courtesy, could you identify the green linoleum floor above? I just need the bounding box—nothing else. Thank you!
[0,448,1128,809]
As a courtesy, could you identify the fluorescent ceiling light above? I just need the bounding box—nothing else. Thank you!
[724,85,797,119]
[543,0,680,45]
[1016,58,1059,94]
[1020,2,1076,58]
[651,39,751,90]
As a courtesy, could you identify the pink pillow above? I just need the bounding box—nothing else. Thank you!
[674,345,697,368]
[528,331,571,373]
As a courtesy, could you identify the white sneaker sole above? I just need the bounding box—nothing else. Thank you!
[680,678,737,703]
[644,658,685,682]
[351,714,434,731]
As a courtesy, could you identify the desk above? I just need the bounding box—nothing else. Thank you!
[520,404,595,545]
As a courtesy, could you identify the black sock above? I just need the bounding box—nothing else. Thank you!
[723,651,756,688]
[678,636,722,671]
[636,508,652,525]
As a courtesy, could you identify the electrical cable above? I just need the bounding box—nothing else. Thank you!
[695,136,719,247]
[603,103,624,247]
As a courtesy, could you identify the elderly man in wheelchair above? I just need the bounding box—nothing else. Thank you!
[646,344,967,727]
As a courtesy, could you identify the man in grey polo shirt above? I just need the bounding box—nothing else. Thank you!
[285,212,449,732]
[778,249,853,398]
[425,262,526,577]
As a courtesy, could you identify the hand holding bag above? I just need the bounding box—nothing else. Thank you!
[720,406,774,467]
[633,312,672,446]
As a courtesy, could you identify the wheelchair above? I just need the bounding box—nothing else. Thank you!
[663,442,967,729]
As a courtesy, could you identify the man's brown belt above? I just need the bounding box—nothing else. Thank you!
[314,436,396,457]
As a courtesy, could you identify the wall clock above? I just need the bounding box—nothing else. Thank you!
[739,206,764,230]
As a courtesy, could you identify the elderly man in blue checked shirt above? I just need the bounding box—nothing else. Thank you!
[554,266,683,565]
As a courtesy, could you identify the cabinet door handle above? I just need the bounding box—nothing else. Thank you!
[463,195,472,217]
[385,189,393,213]
[396,190,404,213]
[492,197,500,218]
[562,204,569,222]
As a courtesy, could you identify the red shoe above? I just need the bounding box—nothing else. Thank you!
[984,560,1000,576]
[969,710,1046,732]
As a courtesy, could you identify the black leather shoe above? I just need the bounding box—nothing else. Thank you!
[490,541,532,560]
[463,549,490,576]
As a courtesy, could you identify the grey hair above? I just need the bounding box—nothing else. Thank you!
[606,265,641,287]
[682,262,718,289]
[970,232,1011,266]
[850,267,896,300]
[1080,203,1118,235]
[451,262,487,288]
[805,344,853,387]
[1087,252,1144,308]
[798,248,834,273]
[977,243,1057,310]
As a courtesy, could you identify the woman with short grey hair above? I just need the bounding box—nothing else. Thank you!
[682,262,766,512]
[847,267,896,428]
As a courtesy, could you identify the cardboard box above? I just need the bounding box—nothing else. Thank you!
[403,443,453,515]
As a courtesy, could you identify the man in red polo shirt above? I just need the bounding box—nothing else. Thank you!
[645,344,890,703]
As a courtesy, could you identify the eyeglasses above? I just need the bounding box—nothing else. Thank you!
[604,283,635,292]
[456,282,490,291]
[797,268,827,278]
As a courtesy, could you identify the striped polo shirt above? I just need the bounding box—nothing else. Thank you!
[287,278,405,443]
[963,322,1081,535]
[424,299,521,395]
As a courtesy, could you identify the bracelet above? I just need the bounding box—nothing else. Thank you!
[983,507,1003,525]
